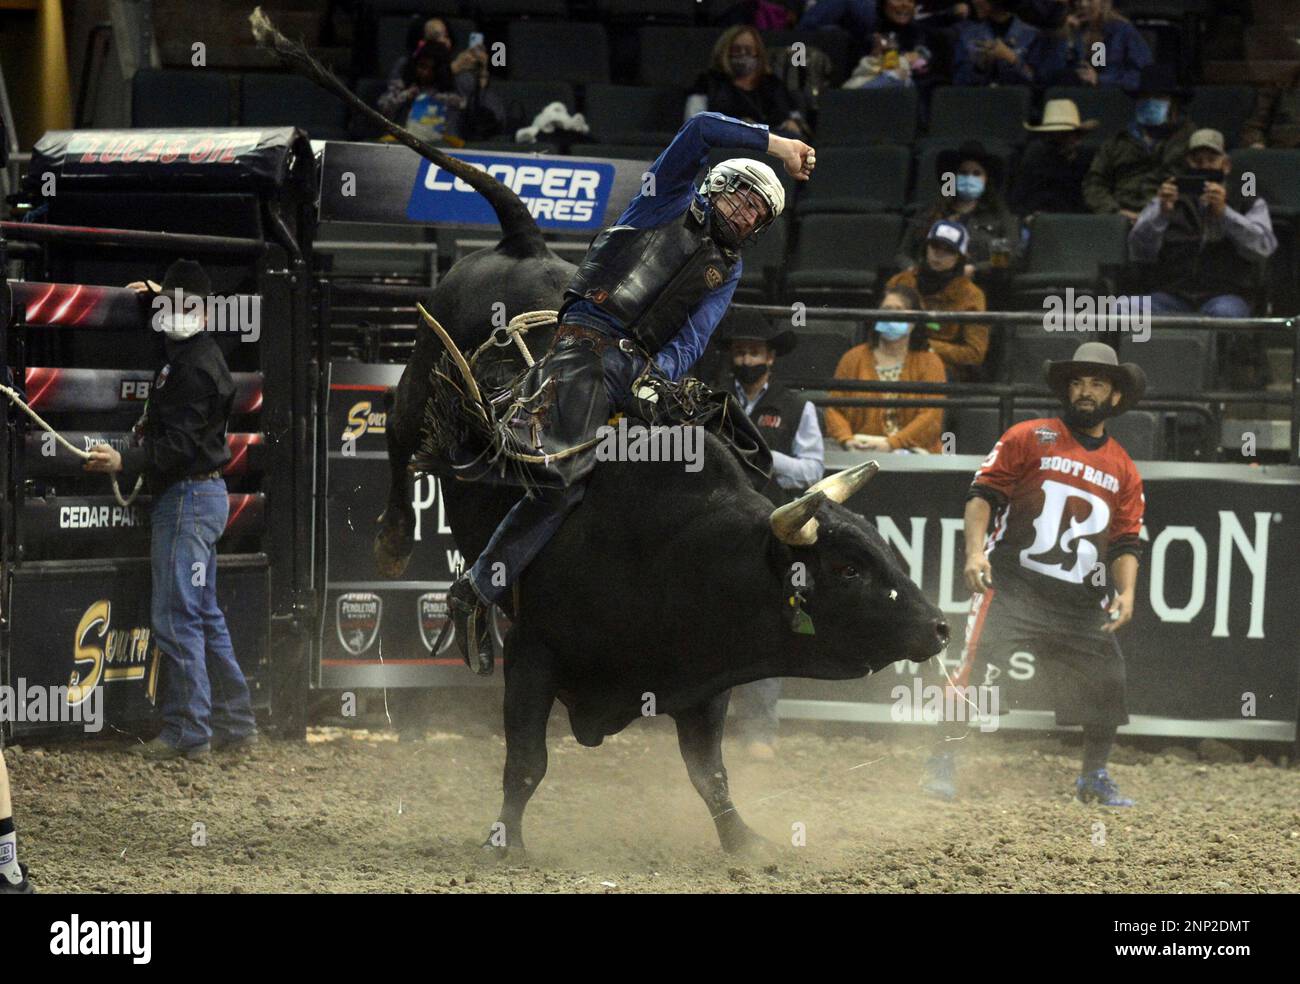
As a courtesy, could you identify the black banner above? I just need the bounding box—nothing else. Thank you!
[2,556,269,739]
[26,128,308,191]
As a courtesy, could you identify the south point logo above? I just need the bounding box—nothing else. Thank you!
[70,600,156,701]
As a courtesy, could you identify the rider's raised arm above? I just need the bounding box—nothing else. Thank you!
[618,112,770,228]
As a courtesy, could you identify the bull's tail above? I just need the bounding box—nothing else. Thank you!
[249,7,547,259]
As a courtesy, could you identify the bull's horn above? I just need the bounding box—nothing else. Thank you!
[806,459,879,504]
[770,490,826,546]
[417,302,486,415]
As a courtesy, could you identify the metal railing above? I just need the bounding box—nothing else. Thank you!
[733,303,1299,464]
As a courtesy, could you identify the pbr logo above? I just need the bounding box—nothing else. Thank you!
[336,592,382,656]
[757,412,782,429]
[417,590,454,653]
[120,378,151,401]
[1034,426,1059,446]
[704,266,724,289]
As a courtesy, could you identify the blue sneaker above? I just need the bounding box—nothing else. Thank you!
[922,750,956,800]
[1075,768,1134,807]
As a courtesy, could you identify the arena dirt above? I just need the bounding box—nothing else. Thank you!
[8,698,1299,893]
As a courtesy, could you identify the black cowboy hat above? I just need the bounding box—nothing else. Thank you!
[934,140,1005,188]
[716,307,797,357]
[1044,342,1146,414]
[1134,63,1191,101]
[159,258,212,301]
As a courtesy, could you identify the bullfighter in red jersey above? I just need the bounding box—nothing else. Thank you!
[928,342,1147,806]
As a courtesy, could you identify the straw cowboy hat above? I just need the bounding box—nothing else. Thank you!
[1044,341,1146,414]
[1024,98,1098,133]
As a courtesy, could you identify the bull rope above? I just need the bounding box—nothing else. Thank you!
[1,382,144,506]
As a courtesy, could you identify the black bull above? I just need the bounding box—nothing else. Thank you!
[373,235,950,854]
[246,7,947,853]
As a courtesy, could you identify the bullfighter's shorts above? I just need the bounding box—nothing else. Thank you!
[954,584,1129,729]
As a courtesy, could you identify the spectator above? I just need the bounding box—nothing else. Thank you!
[915,1,972,29]
[799,0,878,36]
[1011,98,1098,215]
[1129,128,1276,320]
[842,0,950,92]
[888,220,990,377]
[1034,0,1152,92]
[688,26,807,137]
[387,16,460,82]
[716,307,824,760]
[825,284,947,453]
[377,34,500,146]
[952,0,1039,86]
[1083,64,1194,221]
[903,141,1024,297]
[1243,66,1300,148]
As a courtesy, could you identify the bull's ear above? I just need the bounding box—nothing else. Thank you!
[770,490,825,546]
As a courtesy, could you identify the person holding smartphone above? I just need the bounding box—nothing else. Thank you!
[1128,128,1277,321]
[377,21,500,144]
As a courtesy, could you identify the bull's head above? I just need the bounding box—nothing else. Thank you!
[768,461,949,673]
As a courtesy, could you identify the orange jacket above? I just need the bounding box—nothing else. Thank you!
[886,268,990,371]
[824,344,948,452]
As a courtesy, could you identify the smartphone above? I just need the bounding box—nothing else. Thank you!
[1174,175,1212,199]
[468,31,485,49]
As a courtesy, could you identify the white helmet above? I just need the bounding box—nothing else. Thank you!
[698,158,785,248]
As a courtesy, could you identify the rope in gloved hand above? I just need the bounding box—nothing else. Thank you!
[0,382,144,507]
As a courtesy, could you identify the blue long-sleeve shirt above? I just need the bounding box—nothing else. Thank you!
[1032,19,1153,92]
[952,16,1040,86]
[798,0,876,36]
[565,111,771,382]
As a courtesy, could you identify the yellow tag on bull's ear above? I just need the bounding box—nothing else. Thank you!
[608,412,623,426]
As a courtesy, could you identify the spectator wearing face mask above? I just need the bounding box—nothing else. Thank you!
[1033,0,1152,92]
[902,141,1024,300]
[1011,98,1098,216]
[1084,64,1195,222]
[825,284,947,453]
[953,0,1040,86]
[688,26,808,138]
[842,0,950,92]
[887,220,990,378]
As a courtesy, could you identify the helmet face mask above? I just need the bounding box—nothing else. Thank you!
[698,159,784,250]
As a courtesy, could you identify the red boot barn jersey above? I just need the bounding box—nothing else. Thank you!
[968,418,1145,618]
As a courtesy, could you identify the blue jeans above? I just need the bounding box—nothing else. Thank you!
[469,334,647,604]
[151,477,256,749]
[1147,292,1250,318]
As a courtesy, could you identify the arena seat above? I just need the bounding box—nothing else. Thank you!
[595,0,694,21]
[762,27,855,84]
[781,329,855,380]
[583,84,684,146]
[925,86,1034,148]
[1107,410,1164,460]
[1043,85,1135,144]
[817,87,919,146]
[488,80,577,136]
[1010,213,1132,306]
[569,143,659,162]
[365,0,462,13]
[1186,85,1258,148]
[637,26,724,87]
[507,21,610,82]
[475,0,570,16]
[797,145,911,215]
[1227,148,1300,221]
[785,213,905,304]
[131,69,233,128]
[240,73,350,139]
[1118,329,1213,391]
[1001,329,1102,386]
[735,214,789,302]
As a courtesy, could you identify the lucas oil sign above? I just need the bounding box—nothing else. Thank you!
[407,154,615,230]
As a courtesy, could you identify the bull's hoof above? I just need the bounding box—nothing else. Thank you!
[479,840,526,863]
[373,517,413,578]
[721,826,778,860]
